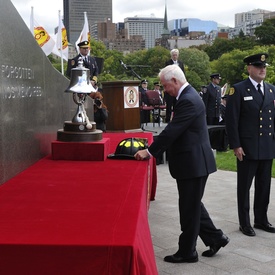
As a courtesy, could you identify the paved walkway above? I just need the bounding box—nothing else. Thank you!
[148,164,275,274]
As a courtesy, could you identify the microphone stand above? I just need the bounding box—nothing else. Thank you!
[119,60,141,80]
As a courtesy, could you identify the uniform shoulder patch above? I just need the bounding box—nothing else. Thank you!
[229,87,235,96]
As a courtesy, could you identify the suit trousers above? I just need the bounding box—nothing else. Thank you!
[237,158,273,226]
[176,176,223,257]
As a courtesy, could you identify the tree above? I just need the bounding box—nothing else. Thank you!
[179,48,211,90]
[210,49,248,85]
[204,38,234,61]
[254,19,275,45]
[210,46,275,86]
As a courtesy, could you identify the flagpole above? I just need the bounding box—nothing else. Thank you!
[59,10,64,75]
[30,7,34,35]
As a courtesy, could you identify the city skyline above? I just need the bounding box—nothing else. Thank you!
[11,0,275,37]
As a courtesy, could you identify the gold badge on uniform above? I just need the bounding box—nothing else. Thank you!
[229,87,235,95]
[71,60,75,66]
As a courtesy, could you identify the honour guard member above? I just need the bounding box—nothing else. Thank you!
[66,40,98,79]
[226,53,275,237]
[202,73,222,125]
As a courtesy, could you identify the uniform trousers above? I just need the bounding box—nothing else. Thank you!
[237,158,273,227]
[176,175,223,257]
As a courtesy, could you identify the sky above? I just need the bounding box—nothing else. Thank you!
[10,0,275,37]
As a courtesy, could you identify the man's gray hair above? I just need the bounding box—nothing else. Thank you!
[170,49,179,56]
[159,65,186,82]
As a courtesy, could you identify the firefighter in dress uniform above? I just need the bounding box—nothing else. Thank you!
[226,53,275,237]
[66,40,98,79]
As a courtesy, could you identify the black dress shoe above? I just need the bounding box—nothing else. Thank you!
[254,223,275,233]
[239,225,256,236]
[202,234,230,257]
[164,252,198,263]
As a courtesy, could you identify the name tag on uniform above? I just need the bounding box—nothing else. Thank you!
[244,96,253,101]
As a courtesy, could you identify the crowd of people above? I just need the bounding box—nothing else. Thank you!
[67,45,275,266]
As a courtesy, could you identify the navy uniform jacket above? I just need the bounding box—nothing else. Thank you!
[148,84,216,180]
[226,78,275,159]
[202,83,221,119]
[66,54,98,78]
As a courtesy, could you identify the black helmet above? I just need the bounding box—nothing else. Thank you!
[108,137,148,159]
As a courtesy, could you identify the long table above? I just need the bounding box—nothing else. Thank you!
[0,132,158,275]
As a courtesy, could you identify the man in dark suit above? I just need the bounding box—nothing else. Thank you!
[66,40,98,79]
[164,49,184,123]
[226,53,275,237]
[202,73,222,125]
[135,65,229,263]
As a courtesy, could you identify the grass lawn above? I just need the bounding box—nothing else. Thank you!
[216,150,275,178]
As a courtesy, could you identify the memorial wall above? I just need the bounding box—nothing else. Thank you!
[0,0,91,184]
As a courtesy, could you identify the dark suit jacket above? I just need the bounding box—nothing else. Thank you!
[202,83,221,118]
[66,54,99,78]
[226,78,275,159]
[165,59,185,72]
[164,59,185,122]
[149,84,216,180]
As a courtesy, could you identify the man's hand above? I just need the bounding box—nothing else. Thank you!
[134,149,150,160]
[234,147,245,161]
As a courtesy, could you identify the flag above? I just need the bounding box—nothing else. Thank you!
[55,11,68,61]
[75,12,90,53]
[51,11,69,75]
[221,83,228,97]
[30,7,55,56]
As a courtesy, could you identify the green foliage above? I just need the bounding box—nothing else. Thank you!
[180,48,211,87]
[210,49,248,85]
[216,150,236,171]
[204,38,235,61]
[210,45,275,86]
[204,36,257,62]
[255,18,275,45]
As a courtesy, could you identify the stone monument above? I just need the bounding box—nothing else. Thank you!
[0,0,93,184]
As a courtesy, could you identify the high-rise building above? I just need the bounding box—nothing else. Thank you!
[124,16,164,49]
[63,0,112,44]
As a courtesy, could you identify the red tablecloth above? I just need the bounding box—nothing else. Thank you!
[0,132,158,275]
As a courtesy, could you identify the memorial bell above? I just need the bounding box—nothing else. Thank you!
[57,57,103,142]
[65,58,95,94]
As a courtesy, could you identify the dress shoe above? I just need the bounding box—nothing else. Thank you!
[202,234,230,257]
[254,223,275,233]
[239,225,256,236]
[164,251,198,263]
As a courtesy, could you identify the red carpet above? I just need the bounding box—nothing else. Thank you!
[0,132,158,275]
